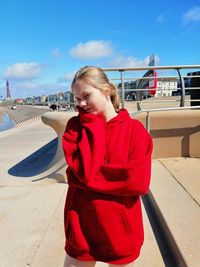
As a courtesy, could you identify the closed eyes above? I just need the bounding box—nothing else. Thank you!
[75,94,90,103]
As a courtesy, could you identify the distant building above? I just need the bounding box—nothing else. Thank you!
[63,91,74,103]
[15,98,24,104]
[187,71,200,77]
[47,94,59,103]
[34,95,47,105]
[23,91,74,106]
[25,97,34,104]
[46,91,73,104]
[117,81,137,100]
[155,78,178,97]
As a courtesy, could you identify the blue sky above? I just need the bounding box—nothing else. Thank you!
[0,0,200,99]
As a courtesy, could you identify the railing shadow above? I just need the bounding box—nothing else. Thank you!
[8,138,58,177]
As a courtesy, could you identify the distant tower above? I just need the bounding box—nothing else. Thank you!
[149,54,155,66]
[6,80,11,98]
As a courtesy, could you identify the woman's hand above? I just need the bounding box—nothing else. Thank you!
[76,106,86,116]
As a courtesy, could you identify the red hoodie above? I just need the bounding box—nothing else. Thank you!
[62,108,153,264]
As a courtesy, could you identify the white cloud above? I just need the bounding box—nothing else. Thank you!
[182,6,200,24]
[3,62,43,80]
[108,55,160,68]
[18,81,40,90]
[57,71,76,82]
[156,14,164,23]
[69,40,113,59]
[50,48,63,58]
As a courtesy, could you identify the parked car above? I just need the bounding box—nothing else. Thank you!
[11,105,17,110]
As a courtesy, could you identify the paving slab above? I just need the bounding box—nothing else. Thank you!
[0,183,66,267]
[160,157,200,205]
[150,159,200,267]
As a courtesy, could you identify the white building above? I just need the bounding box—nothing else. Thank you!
[25,97,34,104]
[155,78,178,97]
[34,95,47,105]
[63,91,73,102]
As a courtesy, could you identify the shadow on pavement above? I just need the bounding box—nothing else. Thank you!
[8,138,58,177]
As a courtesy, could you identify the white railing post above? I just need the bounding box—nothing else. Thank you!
[176,69,185,107]
[120,70,125,108]
[146,111,150,132]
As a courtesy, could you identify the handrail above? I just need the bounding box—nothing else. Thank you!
[111,75,200,80]
[103,65,200,71]
[103,65,200,109]
[135,105,200,132]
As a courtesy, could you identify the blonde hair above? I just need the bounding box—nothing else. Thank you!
[71,66,120,112]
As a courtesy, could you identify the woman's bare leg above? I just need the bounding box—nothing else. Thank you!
[63,254,134,267]
[63,254,96,267]
[108,262,134,267]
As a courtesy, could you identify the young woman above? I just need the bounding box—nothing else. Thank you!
[62,66,153,267]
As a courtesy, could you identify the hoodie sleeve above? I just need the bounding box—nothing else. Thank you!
[63,113,153,196]
[87,121,153,196]
[62,113,106,183]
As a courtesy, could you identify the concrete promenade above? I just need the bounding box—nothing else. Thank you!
[0,105,199,266]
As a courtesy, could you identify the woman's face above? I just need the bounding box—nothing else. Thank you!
[73,80,108,115]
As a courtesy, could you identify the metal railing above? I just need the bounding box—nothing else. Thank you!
[103,65,200,109]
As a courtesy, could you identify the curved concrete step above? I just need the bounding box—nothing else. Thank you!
[150,158,200,267]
